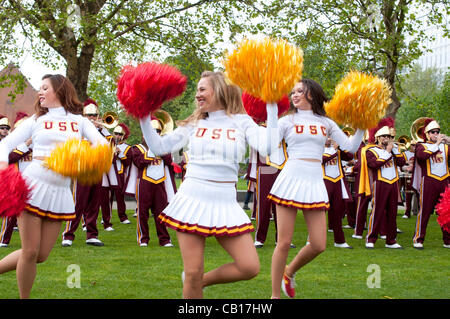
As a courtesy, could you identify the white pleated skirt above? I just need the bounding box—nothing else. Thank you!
[22,160,76,220]
[268,159,330,211]
[158,177,254,237]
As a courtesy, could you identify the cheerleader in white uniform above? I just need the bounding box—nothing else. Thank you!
[0,74,108,298]
[268,79,364,299]
[139,71,279,298]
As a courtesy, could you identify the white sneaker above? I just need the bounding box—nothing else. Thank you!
[352,234,363,239]
[254,241,264,248]
[121,219,131,224]
[133,212,137,217]
[86,238,104,246]
[385,243,403,249]
[334,242,353,249]
[163,243,174,247]
[140,243,148,247]
[365,242,374,249]
[402,215,409,219]
[443,244,450,249]
[181,270,185,283]
[413,242,424,249]
[342,225,353,229]
[61,240,73,247]
[0,243,8,247]
[380,235,386,240]
[397,228,403,233]
[82,226,87,232]
[105,227,114,231]
[328,229,333,233]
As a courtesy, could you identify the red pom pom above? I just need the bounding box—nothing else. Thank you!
[0,165,33,218]
[436,186,450,233]
[171,162,182,174]
[242,91,290,123]
[117,62,187,118]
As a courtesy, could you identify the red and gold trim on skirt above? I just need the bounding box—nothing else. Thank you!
[158,213,254,237]
[24,204,76,221]
[267,194,330,211]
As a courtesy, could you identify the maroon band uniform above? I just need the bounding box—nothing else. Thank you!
[322,146,353,244]
[412,142,450,245]
[364,145,406,245]
[132,143,172,246]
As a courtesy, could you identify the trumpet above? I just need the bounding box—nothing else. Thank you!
[395,135,411,152]
[102,111,119,129]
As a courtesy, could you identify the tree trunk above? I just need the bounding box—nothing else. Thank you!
[66,45,96,103]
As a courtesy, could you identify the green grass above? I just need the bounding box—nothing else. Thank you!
[0,208,448,299]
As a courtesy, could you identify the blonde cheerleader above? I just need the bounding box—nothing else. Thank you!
[139,71,279,298]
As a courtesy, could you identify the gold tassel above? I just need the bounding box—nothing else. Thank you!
[223,37,303,103]
[324,71,392,129]
[44,138,114,185]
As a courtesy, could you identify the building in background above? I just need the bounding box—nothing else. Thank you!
[0,64,37,124]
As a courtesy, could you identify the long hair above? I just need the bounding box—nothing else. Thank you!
[177,71,245,126]
[289,78,328,117]
[35,74,83,118]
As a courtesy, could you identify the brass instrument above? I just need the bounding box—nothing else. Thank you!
[102,111,119,129]
[396,135,411,152]
[410,117,428,143]
[152,110,173,136]
[342,126,355,137]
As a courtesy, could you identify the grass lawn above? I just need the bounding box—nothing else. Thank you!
[0,208,448,299]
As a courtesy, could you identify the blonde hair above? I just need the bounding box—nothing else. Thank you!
[177,71,245,126]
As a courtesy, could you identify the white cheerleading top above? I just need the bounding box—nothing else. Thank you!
[140,105,279,182]
[0,107,108,163]
[278,109,364,161]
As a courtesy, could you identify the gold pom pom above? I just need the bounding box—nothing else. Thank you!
[44,138,114,185]
[223,37,304,103]
[324,71,392,129]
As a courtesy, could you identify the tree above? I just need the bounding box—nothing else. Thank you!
[0,0,279,102]
[273,0,449,119]
[396,65,449,137]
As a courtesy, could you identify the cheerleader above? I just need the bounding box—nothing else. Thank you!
[139,71,279,298]
[0,74,108,298]
[268,79,364,299]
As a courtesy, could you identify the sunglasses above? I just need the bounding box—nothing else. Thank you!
[379,135,391,138]
[0,127,9,130]
[429,130,440,134]
[114,133,124,136]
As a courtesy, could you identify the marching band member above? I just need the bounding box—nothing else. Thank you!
[61,99,111,247]
[0,114,10,140]
[132,118,173,247]
[111,123,132,224]
[401,141,417,219]
[412,118,450,249]
[0,74,108,298]
[139,71,279,299]
[352,136,372,239]
[359,118,406,249]
[268,79,364,299]
[1,113,31,248]
[253,135,288,249]
[322,138,354,248]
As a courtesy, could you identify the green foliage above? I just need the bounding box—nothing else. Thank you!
[0,208,448,299]
[396,66,449,137]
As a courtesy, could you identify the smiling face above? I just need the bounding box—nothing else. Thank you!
[38,78,62,109]
[195,77,222,113]
[290,82,311,110]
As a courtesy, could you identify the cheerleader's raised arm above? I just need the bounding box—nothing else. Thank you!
[328,120,364,154]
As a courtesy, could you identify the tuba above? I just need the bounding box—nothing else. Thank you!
[410,117,428,143]
[102,111,119,129]
[152,110,174,136]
